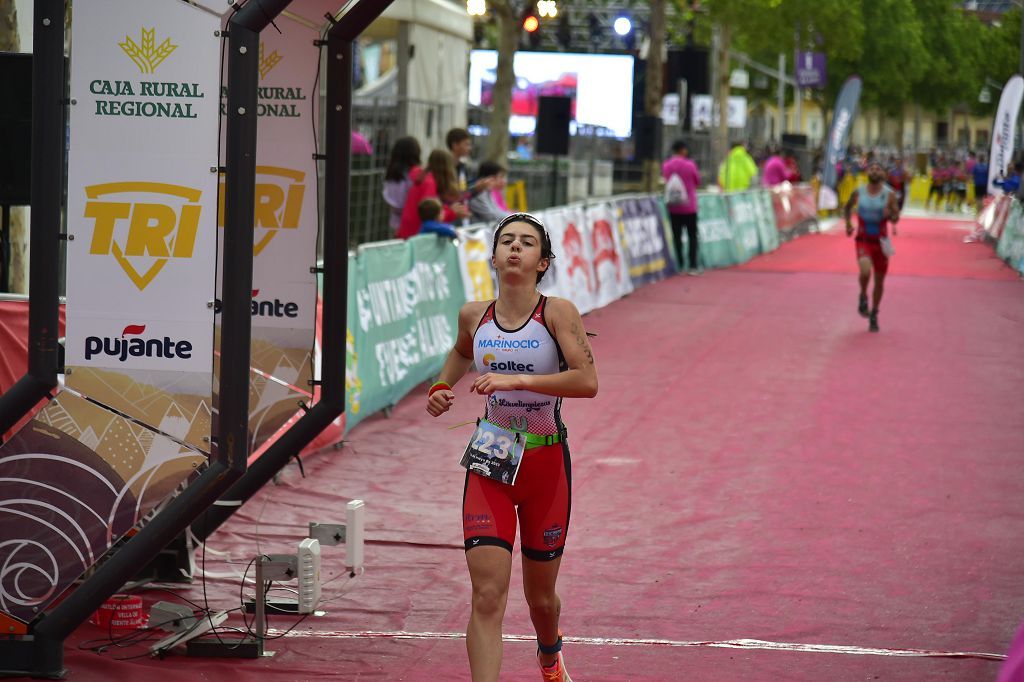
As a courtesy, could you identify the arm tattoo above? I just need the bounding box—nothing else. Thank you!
[570,321,594,365]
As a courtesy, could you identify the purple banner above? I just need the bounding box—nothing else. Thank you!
[796,51,826,89]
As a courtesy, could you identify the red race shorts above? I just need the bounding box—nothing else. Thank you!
[462,442,571,561]
[855,237,889,275]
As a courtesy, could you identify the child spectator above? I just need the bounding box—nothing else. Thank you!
[397,149,468,239]
[382,136,421,235]
[417,197,458,239]
[468,161,508,224]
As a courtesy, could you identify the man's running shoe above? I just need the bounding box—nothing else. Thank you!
[869,310,879,333]
[538,650,572,681]
[858,294,869,318]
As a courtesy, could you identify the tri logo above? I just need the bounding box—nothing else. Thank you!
[218,166,306,256]
[83,182,204,291]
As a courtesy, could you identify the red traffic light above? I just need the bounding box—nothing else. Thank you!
[523,14,540,32]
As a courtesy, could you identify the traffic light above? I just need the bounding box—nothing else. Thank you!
[522,2,541,49]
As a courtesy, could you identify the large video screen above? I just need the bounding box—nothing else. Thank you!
[469,50,635,138]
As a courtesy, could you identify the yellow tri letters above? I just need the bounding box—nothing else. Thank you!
[217,165,305,256]
[84,181,203,290]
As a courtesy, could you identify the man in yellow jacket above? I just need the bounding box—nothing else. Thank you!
[718,142,758,191]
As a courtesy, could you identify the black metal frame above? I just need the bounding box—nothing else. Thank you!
[0,0,63,441]
[191,0,396,544]
[0,1,294,677]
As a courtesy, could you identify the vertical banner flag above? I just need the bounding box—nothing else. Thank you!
[987,75,1024,195]
[819,76,862,210]
[65,0,221,453]
[216,9,334,451]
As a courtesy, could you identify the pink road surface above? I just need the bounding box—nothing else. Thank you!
[52,217,1024,681]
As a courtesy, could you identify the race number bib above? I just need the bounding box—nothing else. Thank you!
[460,419,526,486]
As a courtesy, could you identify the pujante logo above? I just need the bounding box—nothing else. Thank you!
[84,323,193,363]
[218,166,305,256]
[84,182,203,290]
[119,28,178,74]
[259,42,283,80]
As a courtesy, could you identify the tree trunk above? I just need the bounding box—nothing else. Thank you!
[713,23,731,180]
[643,0,667,192]
[0,0,26,293]
[485,1,517,164]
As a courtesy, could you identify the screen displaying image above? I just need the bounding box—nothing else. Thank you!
[469,50,635,138]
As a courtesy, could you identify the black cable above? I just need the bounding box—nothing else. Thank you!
[308,24,327,397]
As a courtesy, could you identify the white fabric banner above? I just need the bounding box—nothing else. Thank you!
[66,0,220,371]
[988,75,1024,195]
[584,201,633,308]
[64,0,221,451]
[541,206,597,314]
[457,224,497,302]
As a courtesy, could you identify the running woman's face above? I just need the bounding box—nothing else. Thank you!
[493,222,549,280]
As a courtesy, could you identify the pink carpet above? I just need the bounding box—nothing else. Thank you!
[32,217,1024,680]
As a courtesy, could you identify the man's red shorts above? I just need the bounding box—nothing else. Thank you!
[462,442,571,562]
[855,237,889,275]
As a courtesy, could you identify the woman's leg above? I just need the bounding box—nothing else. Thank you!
[669,213,685,271]
[685,214,700,271]
[522,555,563,668]
[466,546,514,682]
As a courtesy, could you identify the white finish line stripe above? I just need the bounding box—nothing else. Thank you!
[265,630,1005,661]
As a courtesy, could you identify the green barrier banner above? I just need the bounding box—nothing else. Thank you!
[345,235,465,431]
[726,192,762,263]
[696,193,742,268]
[753,190,780,253]
[996,200,1024,274]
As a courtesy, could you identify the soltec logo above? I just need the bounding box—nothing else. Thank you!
[483,353,535,372]
[119,27,177,74]
[250,289,299,318]
[84,324,193,363]
[84,182,203,290]
[219,166,305,256]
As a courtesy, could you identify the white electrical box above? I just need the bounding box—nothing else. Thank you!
[345,500,365,572]
[297,538,321,614]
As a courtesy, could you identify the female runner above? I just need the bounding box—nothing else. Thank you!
[426,212,598,681]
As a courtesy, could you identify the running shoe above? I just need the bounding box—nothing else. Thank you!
[538,650,572,681]
[869,311,879,333]
[858,294,869,318]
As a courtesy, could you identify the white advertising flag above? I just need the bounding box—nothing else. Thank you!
[988,75,1024,195]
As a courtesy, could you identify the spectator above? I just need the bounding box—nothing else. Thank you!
[972,152,989,212]
[446,127,474,193]
[351,130,374,156]
[417,198,458,239]
[382,136,421,235]
[925,158,949,211]
[662,140,703,275]
[718,141,757,191]
[993,161,1022,195]
[468,161,507,224]
[397,149,468,239]
[761,147,788,187]
[886,156,910,212]
[783,150,802,182]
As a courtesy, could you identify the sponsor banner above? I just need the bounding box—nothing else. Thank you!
[996,199,1024,274]
[65,0,221,452]
[542,205,597,314]
[584,201,633,308]
[457,224,498,302]
[214,11,331,452]
[771,183,819,236]
[618,196,675,287]
[0,391,204,624]
[988,76,1024,195]
[725,192,762,262]
[975,193,1014,242]
[821,76,862,201]
[696,193,743,268]
[752,189,780,253]
[345,236,465,431]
